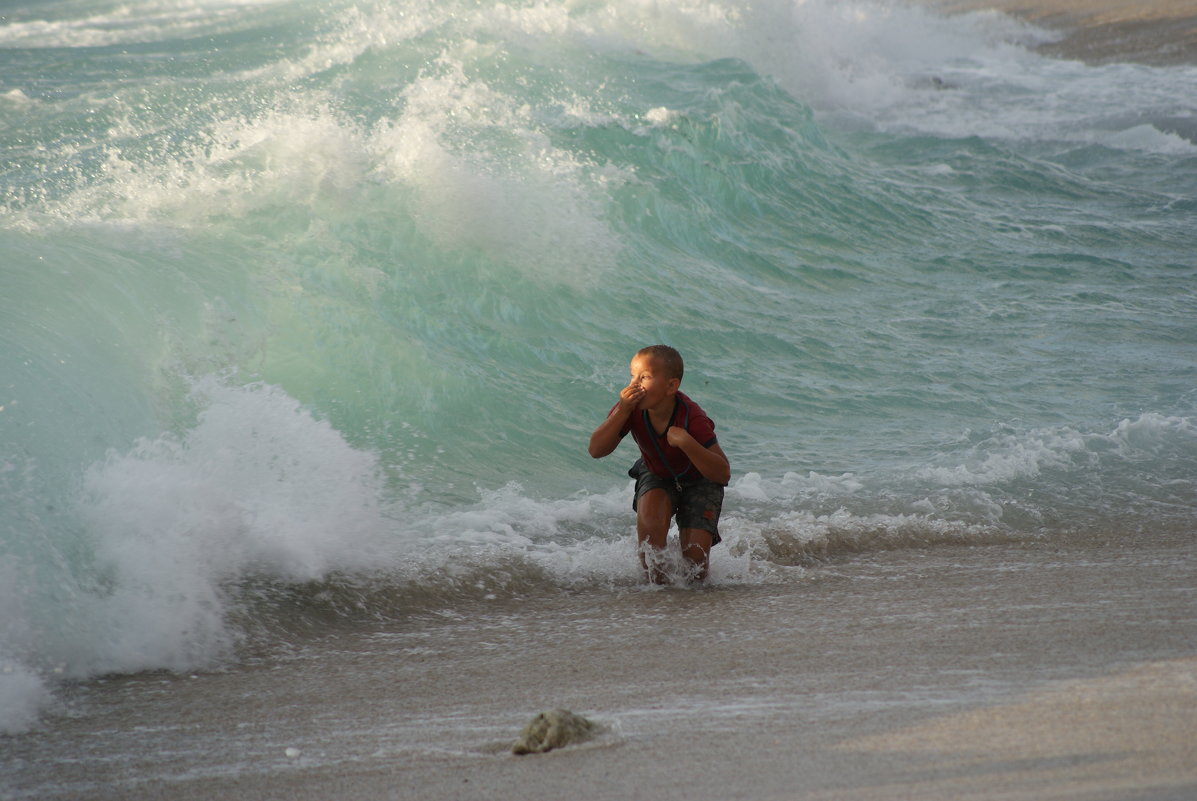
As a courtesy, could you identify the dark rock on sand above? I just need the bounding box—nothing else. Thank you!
[511,709,598,755]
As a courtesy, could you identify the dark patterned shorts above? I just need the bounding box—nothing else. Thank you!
[628,459,724,546]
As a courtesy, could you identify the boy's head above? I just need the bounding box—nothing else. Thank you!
[628,345,683,411]
[635,345,684,382]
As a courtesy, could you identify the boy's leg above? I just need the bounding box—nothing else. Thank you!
[679,528,713,581]
[675,480,722,583]
[636,488,672,584]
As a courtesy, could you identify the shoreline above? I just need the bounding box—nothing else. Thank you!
[906,0,1197,64]
[8,536,1196,801]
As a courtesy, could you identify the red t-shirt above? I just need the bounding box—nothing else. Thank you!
[612,391,718,481]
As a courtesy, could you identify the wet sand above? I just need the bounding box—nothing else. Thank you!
[6,535,1195,801]
[907,0,1197,64]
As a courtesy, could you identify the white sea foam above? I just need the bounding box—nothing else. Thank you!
[918,414,1197,488]
[918,428,1089,486]
[1105,413,1197,464]
[0,378,399,732]
[722,506,1000,567]
[559,0,1196,152]
[69,380,395,670]
[33,102,369,228]
[731,471,866,503]
[16,39,621,288]
[369,62,621,287]
[16,0,1192,242]
[1084,121,1197,154]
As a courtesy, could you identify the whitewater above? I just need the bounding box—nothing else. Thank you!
[1,1,1194,784]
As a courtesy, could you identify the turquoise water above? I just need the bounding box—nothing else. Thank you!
[1,0,1194,733]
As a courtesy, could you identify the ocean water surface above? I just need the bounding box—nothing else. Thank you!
[1,0,1195,736]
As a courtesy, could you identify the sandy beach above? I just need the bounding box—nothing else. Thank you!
[907,0,1197,64]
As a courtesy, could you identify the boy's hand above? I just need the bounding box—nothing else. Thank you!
[618,381,645,413]
[666,426,694,449]
[668,428,731,485]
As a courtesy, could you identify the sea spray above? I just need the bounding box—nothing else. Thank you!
[0,380,396,717]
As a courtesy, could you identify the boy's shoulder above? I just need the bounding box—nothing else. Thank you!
[677,391,716,422]
[676,391,718,444]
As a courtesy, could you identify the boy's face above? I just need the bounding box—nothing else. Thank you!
[628,354,679,411]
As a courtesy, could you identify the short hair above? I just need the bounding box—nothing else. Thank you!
[637,344,684,381]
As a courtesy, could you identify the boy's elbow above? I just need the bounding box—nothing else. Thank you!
[714,457,731,485]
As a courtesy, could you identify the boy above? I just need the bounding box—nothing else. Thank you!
[588,345,730,584]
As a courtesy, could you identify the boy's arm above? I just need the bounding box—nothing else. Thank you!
[667,428,731,485]
[588,382,642,458]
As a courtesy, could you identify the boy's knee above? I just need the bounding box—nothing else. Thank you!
[680,530,712,582]
[638,520,669,549]
[636,489,672,527]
